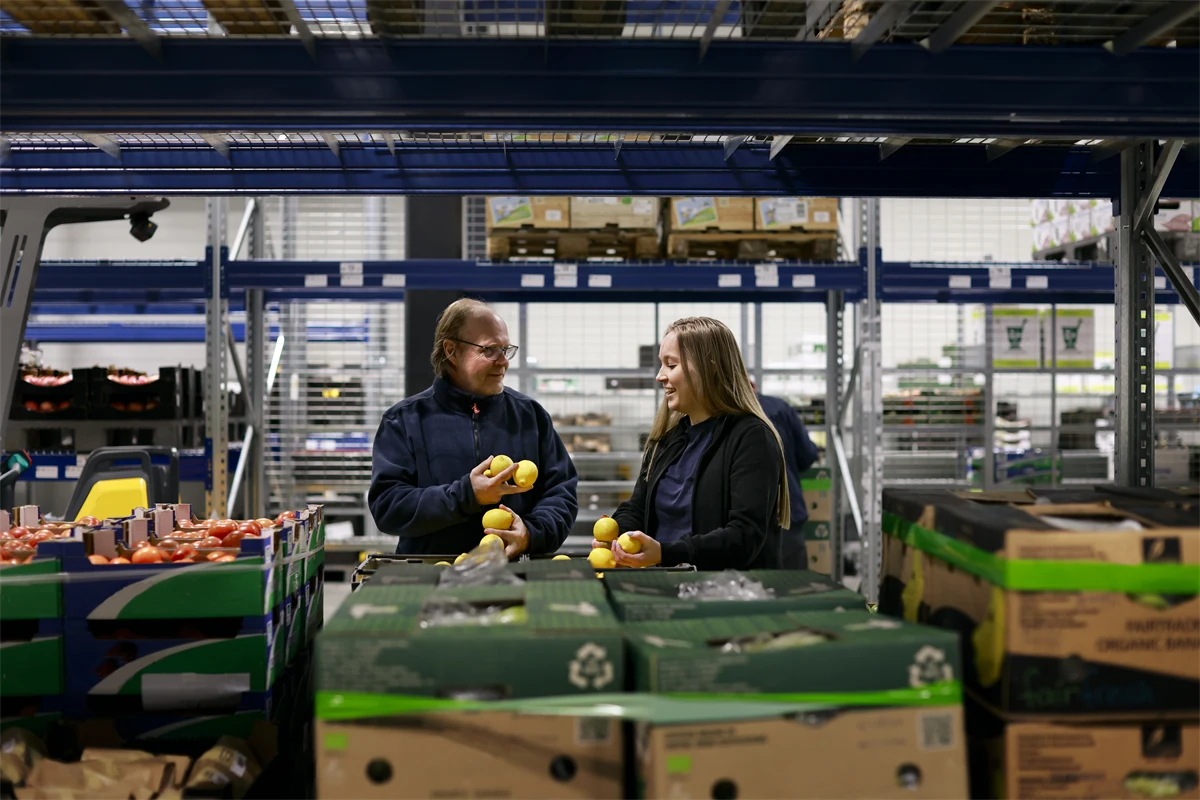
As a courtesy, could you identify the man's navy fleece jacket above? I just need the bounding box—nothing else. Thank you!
[368,377,579,555]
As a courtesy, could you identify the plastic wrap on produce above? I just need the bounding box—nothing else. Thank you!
[719,628,830,654]
[418,595,528,628]
[436,538,522,589]
[677,569,775,602]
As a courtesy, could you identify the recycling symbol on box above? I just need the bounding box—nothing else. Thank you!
[908,645,954,688]
[569,642,615,690]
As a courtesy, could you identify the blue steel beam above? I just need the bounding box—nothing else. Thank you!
[1,39,1197,138]
[6,143,1198,197]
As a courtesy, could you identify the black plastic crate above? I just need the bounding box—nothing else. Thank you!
[10,368,88,420]
[85,366,185,420]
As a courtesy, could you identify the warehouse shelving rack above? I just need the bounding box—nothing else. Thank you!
[2,0,1198,602]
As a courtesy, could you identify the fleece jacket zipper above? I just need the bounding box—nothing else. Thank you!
[471,402,482,463]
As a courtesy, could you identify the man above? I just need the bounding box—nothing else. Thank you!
[754,384,820,569]
[369,299,578,557]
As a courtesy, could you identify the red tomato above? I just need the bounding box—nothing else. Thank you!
[87,554,110,565]
[239,521,262,535]
[213,554,237,563]
[131,547,165,564]
[157,538,178,550]
[222,531,247,549]
[0,532,10,541]
[207,550,233,562]
[171,546,198,562]
[10,527,30,540]
[28,532,51,544]
[209,521,237,540]
[174,558,196,564]
[109,556,131,565]
[129,540,150,550]
[198,536,222,549]
[0,543,15,560]
[77,516,100,527]
[254,518,274,529]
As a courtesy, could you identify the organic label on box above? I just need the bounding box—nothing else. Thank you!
[674,198,718,229]
[1053,309,1095,369]
[489,197,533,225]
[759,199,808,229]
[992,308,1040,368]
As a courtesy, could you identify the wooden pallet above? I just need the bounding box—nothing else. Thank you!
[487,227,659,261]
[666,231,837,261]
[0,0,122,34]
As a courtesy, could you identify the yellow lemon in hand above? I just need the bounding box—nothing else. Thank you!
[454,553,468,565]
[593,515,619,543]
[514,460,538,488]
[482,508,514,530]
[484,454,514,478]
[588,548,616,569]
[480,533,505,549]
[552,554,570,561]
[617,532,641,554]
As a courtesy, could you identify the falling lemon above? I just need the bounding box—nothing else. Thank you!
[514,460,538,488]
[482,508,514,530]
[588,548,616,569]
[454,553,468,565]
[484,454,513,478]
[552,554,570,561]
[593,515,619,543]
[480,533,505,549]
[617,532,641,554]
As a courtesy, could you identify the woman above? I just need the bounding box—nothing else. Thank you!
[594,317,790,569]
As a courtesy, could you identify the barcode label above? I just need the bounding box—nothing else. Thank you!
[576,717,613,746]
[919,712,955,750]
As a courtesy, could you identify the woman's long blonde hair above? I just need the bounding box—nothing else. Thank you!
[646,316,791,529]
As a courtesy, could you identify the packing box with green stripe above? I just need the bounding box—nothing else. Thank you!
[604,569,860,621]
[317,581,624,699]
[881,489,1199,716]
[626,609,962,696]
[800,467,832,522]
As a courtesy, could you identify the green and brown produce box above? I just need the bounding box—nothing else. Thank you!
[800,520,833,575]
[667,197,755,231]
[969,710,1199,800]
[754,197,839,232]
[605,569,860,621]
[486,196,570,229]
[626,609,962,696]
[801,467,833,522]
[0,635,64,697]
[315,711,622,800]
[639,701,967,799]
[317,581,623,699]
[881,488,1200,716]
[570,197,659,229]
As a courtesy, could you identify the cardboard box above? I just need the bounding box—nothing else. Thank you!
[1032,221,1057,252]
[800,467,833,522]
[604,569,860,622]
[881,489,1200,716]
[667,197,755,231]
[570,197,659,229]
[316,712,623,799]
[1070,211,1094,243]
[317,582,624,699]
[801,520,833,574]
[626,609,961,694]
[640,703,968,799]
[974,715,1200,800]
[486,196,570,229]
[754,197,839,232]
[0,632,64,696]
[1030,199,1052,225]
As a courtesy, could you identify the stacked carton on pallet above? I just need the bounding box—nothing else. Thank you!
[666,197,839,260]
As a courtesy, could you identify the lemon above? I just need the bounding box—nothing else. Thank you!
[552,554,570,561]
[454,553,468,565]
[617,532,641,554]
[480,533,505,549]
[514,460,538,488]
[484,454,513,478]
[593,515,619,543]
[434,561,452,567]
[482,508,514,530]
[588,547,616,569]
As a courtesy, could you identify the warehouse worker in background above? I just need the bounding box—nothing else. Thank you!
[595,317,788,570]
[369,299,578,557]
[752,380,821,569]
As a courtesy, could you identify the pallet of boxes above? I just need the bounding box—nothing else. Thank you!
[485,197,661,261]
[799,467,835,575]
[666,197,839,260]
[880,487,1200,799]
[0,502,325,798]
[317,536,970,798]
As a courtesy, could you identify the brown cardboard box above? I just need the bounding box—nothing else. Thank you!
[809,537,831,574]
[805,489,832,522]
[316,713,622,799]
[755,197,840,232]
[667,197,755,231]
[486,196,571,229]
[570,197,660,229]
[982,718,1200,800]
[639,705,968,799]
[882,490,1200,716]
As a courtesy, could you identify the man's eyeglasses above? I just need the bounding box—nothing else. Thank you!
[450,338,519,362]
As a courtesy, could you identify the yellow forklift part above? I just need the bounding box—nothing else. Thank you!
[76,477,148,522]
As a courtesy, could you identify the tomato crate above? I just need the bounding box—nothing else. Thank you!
[0,696,63,739]
[0,557,64,621]
[62,610,283,710]
[0,618,65,697]
[10,368,88,420]
[38,534,279,621]
[84,365,187,421]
